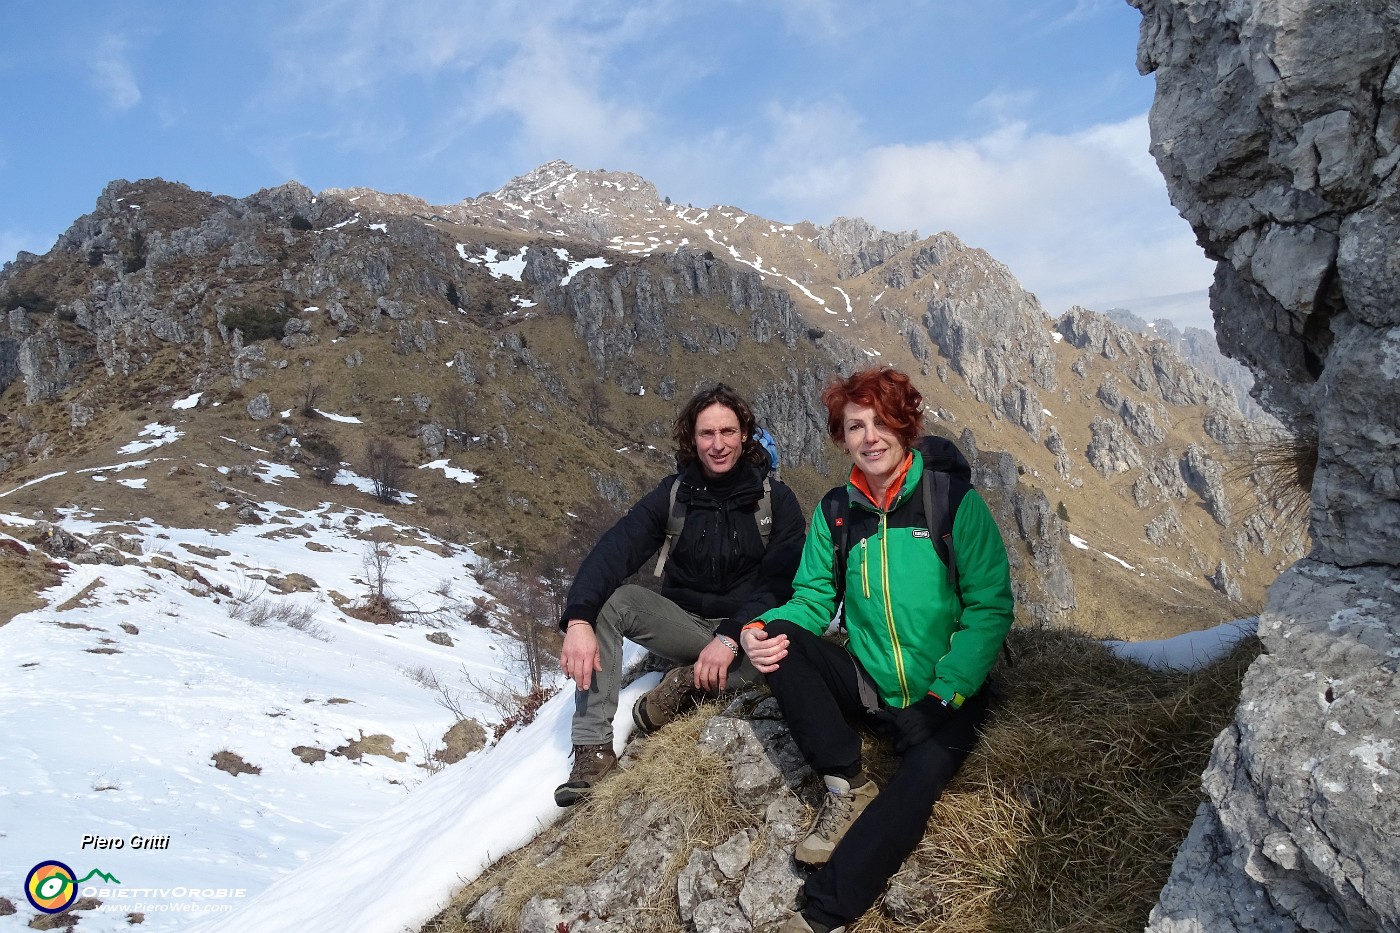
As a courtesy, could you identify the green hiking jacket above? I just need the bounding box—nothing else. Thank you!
[757,447,1014,708]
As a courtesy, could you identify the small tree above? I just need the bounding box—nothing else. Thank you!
[463,566,558,735]
[365,437,406,504]
[359,540,402,623]
[298,375,326,418]
[584,381,610,428]
[439,387,476,449]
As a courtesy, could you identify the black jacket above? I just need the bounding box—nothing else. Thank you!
[560,459,805,641]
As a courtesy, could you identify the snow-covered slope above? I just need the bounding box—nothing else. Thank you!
[0,412,560,929]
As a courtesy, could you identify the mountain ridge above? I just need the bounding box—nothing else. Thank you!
[0,163,1298,639]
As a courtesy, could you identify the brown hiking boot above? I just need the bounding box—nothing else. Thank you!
[794,775,879,866]
[554,743,617,807]
[631,664,706,735]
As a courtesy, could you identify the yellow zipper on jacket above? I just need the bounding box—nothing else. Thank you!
[878,509,910,705]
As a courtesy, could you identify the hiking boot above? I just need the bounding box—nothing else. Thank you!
[779,911,845,933]
[553,743,617,807]
[794,775,879,866]
[631,665,706,735]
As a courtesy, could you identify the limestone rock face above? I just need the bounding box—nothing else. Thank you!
[1132,0,1400,929]
[812,216,919,279]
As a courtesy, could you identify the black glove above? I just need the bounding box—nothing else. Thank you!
[892,695,956,753]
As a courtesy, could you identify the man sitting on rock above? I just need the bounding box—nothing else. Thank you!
[554,383,805,806]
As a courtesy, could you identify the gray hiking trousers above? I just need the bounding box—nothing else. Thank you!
[572,584,760,745]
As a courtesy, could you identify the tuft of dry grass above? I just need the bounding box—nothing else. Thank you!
[422,627,1257,933]
[1224,427,1317,541]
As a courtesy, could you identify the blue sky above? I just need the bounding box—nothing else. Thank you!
[0,0,1217,330]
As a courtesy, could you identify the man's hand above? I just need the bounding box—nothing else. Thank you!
[740,624,789,674]
[694,637,737,692]
[561,622,602,691]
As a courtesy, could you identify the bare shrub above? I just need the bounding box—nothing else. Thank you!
[460,670,554,741]
[233,598,275,627]
[229,577,274,626]
[439,388,477,450]
[403,664,472,722]
[414,727,447,776]
[357,539,403,623]
[229,585,330,640]
[282,603,333,641]
[298,377,326,418]
[364,437,406,504]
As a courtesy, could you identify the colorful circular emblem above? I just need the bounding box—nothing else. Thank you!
[25,860,78,914]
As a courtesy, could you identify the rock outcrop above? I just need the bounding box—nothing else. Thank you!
[1131,0,1400,929]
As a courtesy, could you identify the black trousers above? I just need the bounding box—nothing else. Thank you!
[763,620,992,927]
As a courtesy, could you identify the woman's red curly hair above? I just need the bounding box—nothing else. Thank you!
[820,368,924,448]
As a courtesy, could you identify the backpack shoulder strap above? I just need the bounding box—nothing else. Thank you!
[822,488,850,613]
[923,468,958,593]
[653,476,685,578]
[755,477,773,545]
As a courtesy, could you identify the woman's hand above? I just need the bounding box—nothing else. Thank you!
[561,622,602,690]
[740,624,789,674]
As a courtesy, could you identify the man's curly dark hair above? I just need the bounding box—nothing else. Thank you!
[672,384,769,469]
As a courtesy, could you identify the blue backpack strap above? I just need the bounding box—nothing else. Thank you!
[756,427,780,476]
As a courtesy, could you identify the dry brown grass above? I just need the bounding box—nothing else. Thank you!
[852,626,1257,933]
[422,627,1256,933]
[0,528,68,625]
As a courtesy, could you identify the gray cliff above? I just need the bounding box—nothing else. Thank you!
[1130,0,1400,930]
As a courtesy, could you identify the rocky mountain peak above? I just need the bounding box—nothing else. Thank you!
[487,159,659,207]
[812,216,919,279]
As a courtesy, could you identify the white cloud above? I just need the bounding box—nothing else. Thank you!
[469,26,648,165]
[90,34,142,111]
[749,111,1214,320]
[256,0,660,174]
[1053,0,1124,28]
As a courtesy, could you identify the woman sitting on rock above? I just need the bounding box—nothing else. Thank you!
[741,367,1015,933]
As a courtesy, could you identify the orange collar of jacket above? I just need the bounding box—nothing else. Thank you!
[849,450,914,511]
